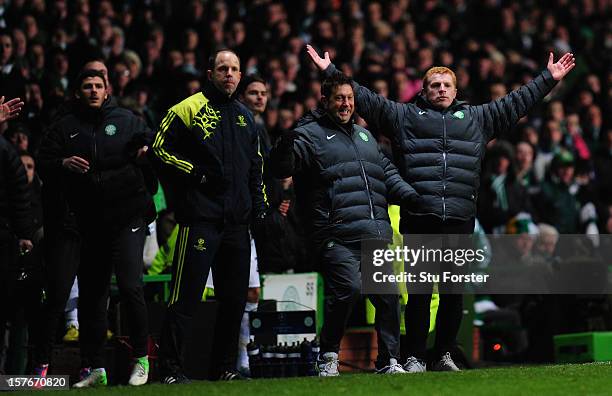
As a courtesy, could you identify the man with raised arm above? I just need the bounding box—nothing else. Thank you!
[270,73,422,376]
[307,45,575,372]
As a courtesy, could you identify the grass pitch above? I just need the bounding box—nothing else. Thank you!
[22,362,612,396]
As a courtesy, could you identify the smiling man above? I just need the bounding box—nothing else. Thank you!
[270,74,421,376]
[152,49,267,383]
[308,46,575,373]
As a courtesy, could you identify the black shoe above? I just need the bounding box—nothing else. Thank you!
[161,372,190,384]
[218,370,250,381]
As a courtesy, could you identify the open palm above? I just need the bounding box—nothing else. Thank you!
[0,96,24,123]
[306,44,331,71]
[547,52,575,81]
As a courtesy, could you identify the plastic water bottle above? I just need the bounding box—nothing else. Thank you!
[261,345,275,378]
[309,338,320,376]
[276,343,287,378]
[299,338,311,376]
[247,338,261,378]
[287,342,301,377]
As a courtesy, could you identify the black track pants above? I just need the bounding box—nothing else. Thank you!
[159,223,250,377]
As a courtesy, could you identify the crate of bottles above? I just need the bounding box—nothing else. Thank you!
[247,338,320,378]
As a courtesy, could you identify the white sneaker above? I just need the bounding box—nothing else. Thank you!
[376,358,407,374]
[431,352,460,371]
[128,356,149,386]
[73,368,107,388]
[316,352,339,377]
[403,356,426,373]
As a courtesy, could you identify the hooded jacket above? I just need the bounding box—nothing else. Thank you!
[38,97,154,228]
[270,109,419,247]
[151,82,267,225]
[323,64,557,224]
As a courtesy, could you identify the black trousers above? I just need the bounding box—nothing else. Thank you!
[78,218,148,368]
[0,230,44,373]
[159,222,250,377]
[35,226,80,365]
[400,215,474,360]
[319,241,401,367]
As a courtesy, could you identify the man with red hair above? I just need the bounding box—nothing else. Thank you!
[307,46,575,372]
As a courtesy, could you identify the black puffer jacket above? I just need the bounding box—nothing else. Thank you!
[323,64,557,223]
[0,135,32,240]
[38,97,154,228]
[270,109,419,247]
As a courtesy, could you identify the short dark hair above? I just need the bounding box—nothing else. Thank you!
[75,69,107,89]
[321,74,354,98]
[207,48,240,71]
[238,74,266,96]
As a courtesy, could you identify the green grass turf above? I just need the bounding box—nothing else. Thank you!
[21,362,612,396]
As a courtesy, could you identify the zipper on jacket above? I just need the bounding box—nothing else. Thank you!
[92,125,102,187]
[358,159,375,220]
[329,113,382,238]
[353,142,381,239]
[442,114,447,221]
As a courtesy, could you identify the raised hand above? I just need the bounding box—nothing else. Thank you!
[547,52,575,81]
[0,96,24,123]
[306,44,331,71]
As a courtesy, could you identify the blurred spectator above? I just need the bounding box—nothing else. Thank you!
[536,150,581,234]
[479,142,533,234]
[6,123,29,152]
[1,31,26,100]
[515,141,539,192]
[534,223,560,259]
[239,74,305,274]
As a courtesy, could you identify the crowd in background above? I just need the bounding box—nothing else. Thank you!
[1,0,611,368]
[2,0,610,234]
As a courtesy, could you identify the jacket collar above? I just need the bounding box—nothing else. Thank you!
[76,96,117,122]
[202,81,234,104]
[297,107,354,136]
[416,94,466,113]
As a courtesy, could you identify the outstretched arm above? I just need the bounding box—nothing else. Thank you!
[306,45,405,135]
[476,52,575,141]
